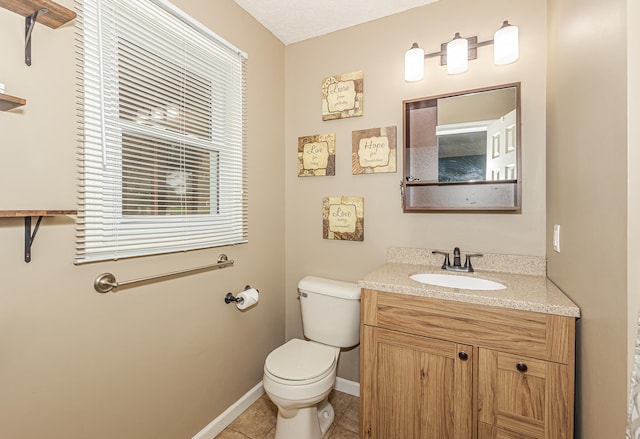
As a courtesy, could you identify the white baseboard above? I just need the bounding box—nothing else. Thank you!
[334,377,360,397]
[192,381,264,439]
[192,378,360,439]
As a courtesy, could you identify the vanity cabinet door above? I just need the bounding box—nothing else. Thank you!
[361,325,473,439]
[478,349,571,439]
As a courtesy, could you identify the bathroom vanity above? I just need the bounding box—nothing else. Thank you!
[358,248,580,439]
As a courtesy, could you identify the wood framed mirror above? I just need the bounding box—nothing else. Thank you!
[402,82,521,212]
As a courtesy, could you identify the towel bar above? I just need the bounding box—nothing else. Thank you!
[93,254,234,293]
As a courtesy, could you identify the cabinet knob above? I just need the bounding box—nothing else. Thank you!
[516,362,528,372]
[458,351,469,361]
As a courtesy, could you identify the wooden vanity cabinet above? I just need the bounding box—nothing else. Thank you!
[362,325,473,438]
[360,289,576,439]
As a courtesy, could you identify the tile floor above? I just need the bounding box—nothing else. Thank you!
[216,390,359,439]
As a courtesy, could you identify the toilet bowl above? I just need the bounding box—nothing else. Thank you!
[263,276,360,439]
[263,339,339,439]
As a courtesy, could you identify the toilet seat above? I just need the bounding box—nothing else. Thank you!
[264,339,338,385]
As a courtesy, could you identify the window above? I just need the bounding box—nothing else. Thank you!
[75,0,247,263]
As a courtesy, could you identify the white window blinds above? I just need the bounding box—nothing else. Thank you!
[75,0,248,264]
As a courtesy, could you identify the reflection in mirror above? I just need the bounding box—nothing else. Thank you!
[402,83,520,211]
[437,88,517,182]
[408,87,517,183]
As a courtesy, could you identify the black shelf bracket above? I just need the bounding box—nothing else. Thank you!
[25,8,49,66]
[24,216,44,263]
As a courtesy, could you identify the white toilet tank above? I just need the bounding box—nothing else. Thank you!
[298,276,361,348]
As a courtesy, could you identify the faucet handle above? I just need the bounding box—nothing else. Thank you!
[464,253,483,272]
[432,250,450,269]
[452,247,462,267]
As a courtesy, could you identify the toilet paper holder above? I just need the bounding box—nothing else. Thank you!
[225,285,258,304]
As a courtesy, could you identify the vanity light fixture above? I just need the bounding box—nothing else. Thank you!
[446,33,469,75]
[404,20,519,81]
[494,20,519,65]
[404,43,425,81]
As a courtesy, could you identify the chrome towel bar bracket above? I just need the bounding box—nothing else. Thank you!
[94,254,234,293]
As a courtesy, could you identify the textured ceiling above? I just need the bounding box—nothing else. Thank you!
[233,0,440,45]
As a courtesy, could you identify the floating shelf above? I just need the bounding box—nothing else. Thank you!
[0,210,77,262]
[0,93,27,111]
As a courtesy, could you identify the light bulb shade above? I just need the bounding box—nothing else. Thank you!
[405,43,425,82]
[494,21,519,65]
[446,35,468,74]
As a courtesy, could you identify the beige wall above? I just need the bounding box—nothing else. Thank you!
[546,0,628,436]
[284,0,547,381]
[1,0,634,436]
[629,0,640,385]
[0,1,285,438]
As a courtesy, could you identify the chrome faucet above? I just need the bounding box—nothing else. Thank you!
[432,247,483,273]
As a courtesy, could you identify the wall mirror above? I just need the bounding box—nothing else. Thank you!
[402,83,521,211]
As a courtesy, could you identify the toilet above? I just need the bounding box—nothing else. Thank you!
[263,275,361,439]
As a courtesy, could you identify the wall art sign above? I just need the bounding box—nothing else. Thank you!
[321,71,364,121]
[298,133,336,176]
[352,126,397,174]
[322,196,364,241]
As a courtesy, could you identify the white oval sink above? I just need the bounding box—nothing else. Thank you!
[410,273,506,291]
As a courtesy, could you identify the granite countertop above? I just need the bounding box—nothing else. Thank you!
[358,248,580,318]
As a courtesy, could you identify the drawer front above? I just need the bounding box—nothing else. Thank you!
[478,349,573,439]
[363,289,574,364]
[479,350,547,438]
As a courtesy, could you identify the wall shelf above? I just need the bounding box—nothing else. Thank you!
[0,2,77,258]
[0,93,26,111]
[0,0,77,66]
[0,210,77,262]
[0,0,76,29]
